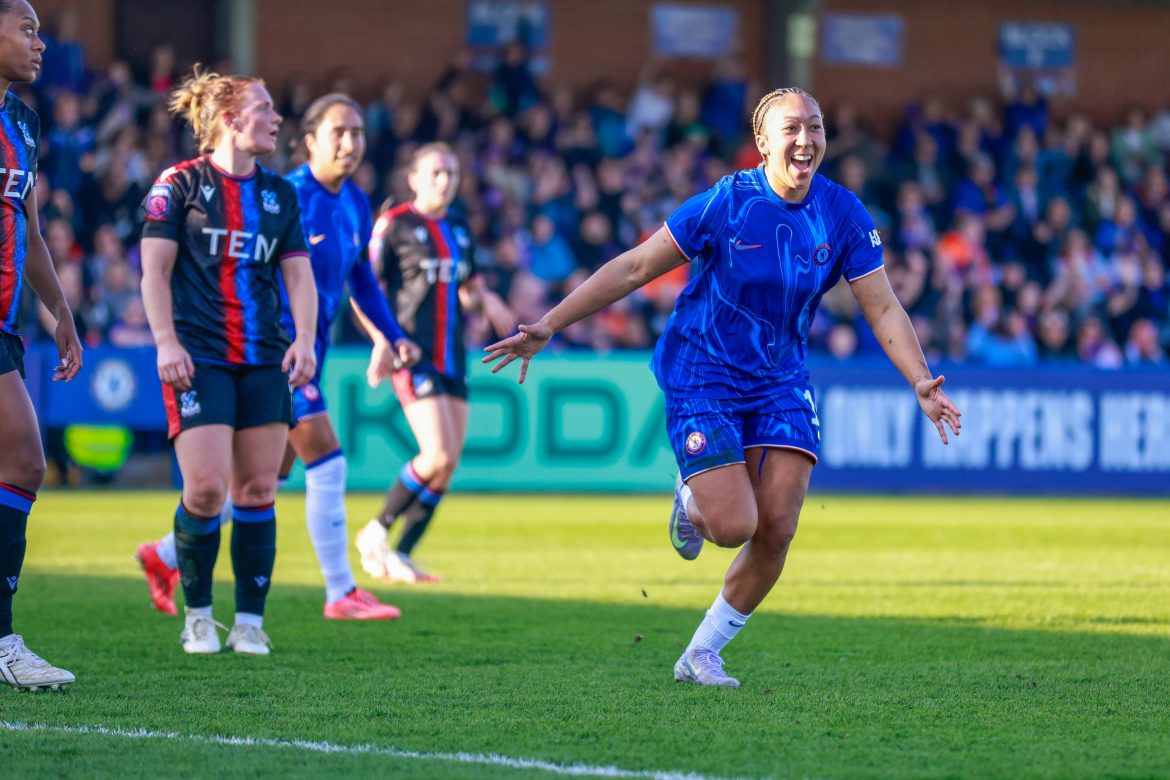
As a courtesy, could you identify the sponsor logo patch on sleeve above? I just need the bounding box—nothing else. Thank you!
[146,184,172,221]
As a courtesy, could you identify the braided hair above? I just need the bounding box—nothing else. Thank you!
[751,87,821,138]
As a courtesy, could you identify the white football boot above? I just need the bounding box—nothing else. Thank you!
[180,609,225,654]
[226,624,271,656]
[383,552,441,584]
[673,647,740,688]
[355,519,390,580]
[0,635,75,691]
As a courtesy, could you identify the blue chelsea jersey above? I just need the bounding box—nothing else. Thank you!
[280,164,373,355]
[653,169,884,401]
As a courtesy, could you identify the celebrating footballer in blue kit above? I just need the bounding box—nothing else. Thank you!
[485,86,962,688]
[137,94,417,622]
[0,0,85,692]
[138,66,319,656]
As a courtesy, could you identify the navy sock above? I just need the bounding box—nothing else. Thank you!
[231,504,276,616]
[175,503,221,610]
[378,462,426,529]
[396,485,443,557]
[0,483,35,639]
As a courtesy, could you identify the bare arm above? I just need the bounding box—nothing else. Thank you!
[140,236,195,390]
[851,268,962,443]
[23,187,81,381]
[459,273,516,338]
[279,254,319,388]
[483,227,686,382]
[350,298,422,387]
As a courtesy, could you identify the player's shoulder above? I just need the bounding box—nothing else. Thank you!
[812,173,863,212]
[2,91,36,121]
[153,156,204,186]
[707,168,771,208]
[373,202,416,234]
[283,163,314,191]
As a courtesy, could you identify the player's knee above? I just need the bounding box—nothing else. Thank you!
[707,515,757,548]
[185,478,227,516]
[432,452,459,483]
[755,510,800,554]
[233,477,277,507]
[417,451,457,484]
[6,453,46,493]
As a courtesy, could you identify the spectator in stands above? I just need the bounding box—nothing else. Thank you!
[1124,318,1165,366]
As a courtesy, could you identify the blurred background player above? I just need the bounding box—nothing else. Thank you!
[484,87,961,687]
[0,0,83,691]
[356,143,515,584]
[139,66,317,655]
[136,93,419,620]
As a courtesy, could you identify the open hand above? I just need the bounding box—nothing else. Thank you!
[482,321,553,384]
[915,375,962,444]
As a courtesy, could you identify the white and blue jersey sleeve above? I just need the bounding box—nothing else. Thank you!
[653,169,884,401]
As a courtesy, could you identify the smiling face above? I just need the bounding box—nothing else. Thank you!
[226,83,281,156]
[306,102,365,188]
[755,91,825,202]
[0,0,44,87]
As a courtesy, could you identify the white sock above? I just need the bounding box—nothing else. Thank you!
[157,532,178,569]
[160,502,231,569]
[679,479,695,515]
[305,452,355,604]
[235,612,263,628]
[686,591,751,654]
[188,605,212,618]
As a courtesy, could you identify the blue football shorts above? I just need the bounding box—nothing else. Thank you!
[664,382,821,480]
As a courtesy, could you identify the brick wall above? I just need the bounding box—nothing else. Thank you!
[253,0,764,99]
[814,0,1170,130]
[24,0,1168,128]
[30,0,115,70]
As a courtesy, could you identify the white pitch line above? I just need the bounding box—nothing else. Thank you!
[0,721,757,780]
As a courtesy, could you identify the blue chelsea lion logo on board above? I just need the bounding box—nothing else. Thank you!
[261,190,280,214]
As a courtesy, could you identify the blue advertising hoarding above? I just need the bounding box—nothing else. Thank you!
[821,13,904,67]
[650,4,739,59]
[26,344,1170,496]
[999,21,1076,69]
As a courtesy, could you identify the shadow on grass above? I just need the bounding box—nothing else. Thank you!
[3,573,1169,780]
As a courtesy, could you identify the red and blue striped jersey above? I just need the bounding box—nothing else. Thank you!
[140,156,309,365]
[370,204,477,376]
[0,93,40,335]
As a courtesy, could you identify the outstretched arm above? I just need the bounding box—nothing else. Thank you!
[851,268,962,443]
[483,228,685,383]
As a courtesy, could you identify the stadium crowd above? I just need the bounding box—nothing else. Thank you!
[16,21,1170,370]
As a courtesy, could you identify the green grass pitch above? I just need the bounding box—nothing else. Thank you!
[2,492,1169,779]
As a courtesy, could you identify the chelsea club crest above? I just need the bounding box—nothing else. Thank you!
[814,243,832,266]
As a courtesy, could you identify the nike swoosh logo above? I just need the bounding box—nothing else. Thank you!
[670,509,687,549]
[309,234,327,245]
[728,620,744,628]
[734,239,762,250]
